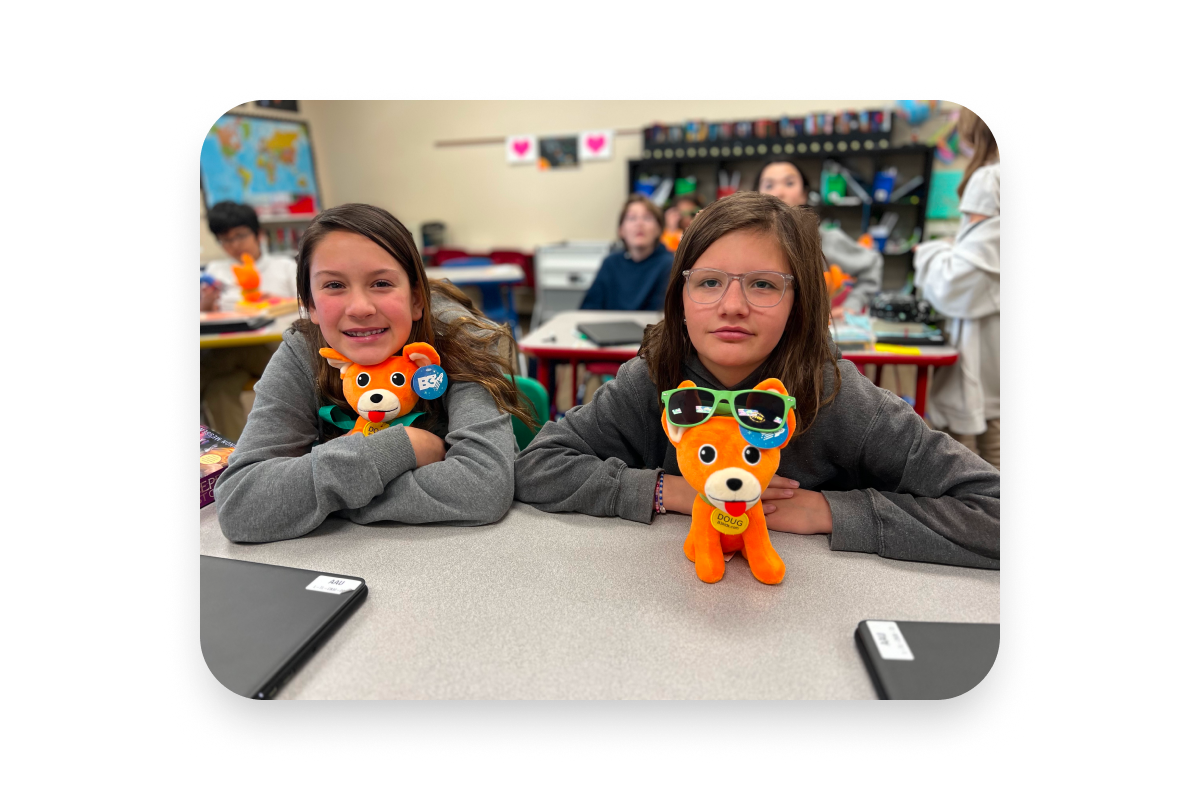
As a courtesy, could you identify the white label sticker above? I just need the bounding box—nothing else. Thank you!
[865,620,914,661]
[305,575,362,595]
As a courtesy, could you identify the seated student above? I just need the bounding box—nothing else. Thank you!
[515,193,999,569]
[914,108,1000,469]
[580,195,673,311]
[754,160,882,318]
[214,203,535,543]
[660,194,704,252]
[200,202,300,440]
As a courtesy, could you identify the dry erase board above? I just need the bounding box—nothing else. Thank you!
[200,113,321,219]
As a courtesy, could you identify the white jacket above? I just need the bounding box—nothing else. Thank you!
[913,163,1000,434]
[204,252,298,312]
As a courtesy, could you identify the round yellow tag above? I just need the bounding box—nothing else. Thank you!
[199,453,222,465]
[362,420,390,437]
[711,508,749,535]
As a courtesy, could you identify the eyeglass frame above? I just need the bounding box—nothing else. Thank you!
[681,268,796,308]
[217,228,257,247]
[660,387,797,433]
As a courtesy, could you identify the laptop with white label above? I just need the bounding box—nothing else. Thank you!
[855,620,999,700]
[201,556,368,699]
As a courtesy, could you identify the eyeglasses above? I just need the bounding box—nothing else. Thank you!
[661,388,795,433]
[682,268,795,308]
[217,229,255,247]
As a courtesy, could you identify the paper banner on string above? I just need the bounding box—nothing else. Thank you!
[578,129,614,161]
[506,135,536,164]
[537,136,578,170]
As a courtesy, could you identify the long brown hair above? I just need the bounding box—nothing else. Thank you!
[640,192,840,436]
[293,203,537,432]
[957,106,999,198]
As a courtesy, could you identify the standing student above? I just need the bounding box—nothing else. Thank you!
[581,195,673,311]
[754,160,882,318]
[515,193,999,569]
[215,203,535,542]
[914,107,1000,469]
[200,201,299,440]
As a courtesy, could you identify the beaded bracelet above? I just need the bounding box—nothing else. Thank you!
[654,472,666,515]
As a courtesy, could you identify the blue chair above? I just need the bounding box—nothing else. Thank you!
[505,374,548,451]
[441,257,520,334]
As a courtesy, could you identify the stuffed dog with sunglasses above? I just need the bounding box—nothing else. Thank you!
[662,378,796,584]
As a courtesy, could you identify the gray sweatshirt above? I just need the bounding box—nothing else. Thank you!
[820,226,882,313]
[514,355,999,569]
[214,299,517,543]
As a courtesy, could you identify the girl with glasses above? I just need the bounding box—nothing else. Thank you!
[515,192,998,569]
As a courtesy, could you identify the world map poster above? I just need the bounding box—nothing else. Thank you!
[201,114,320,218]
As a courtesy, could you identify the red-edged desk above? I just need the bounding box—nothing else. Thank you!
[518,310,958,418]
[841,347,958,418]
[517,311,663,409]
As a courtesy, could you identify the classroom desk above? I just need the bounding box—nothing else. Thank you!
[200,312,301,349]
[426,264,525,285]
[517,310,663,404]
[199,503,999,699]
[842,347,959,418]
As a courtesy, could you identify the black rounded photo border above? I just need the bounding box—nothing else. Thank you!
[164,87,1036,762]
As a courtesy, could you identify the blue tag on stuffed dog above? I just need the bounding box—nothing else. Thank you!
[412,364,448,400]
[739,423,789,448]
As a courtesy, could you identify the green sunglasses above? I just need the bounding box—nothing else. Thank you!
[661,387,796,433]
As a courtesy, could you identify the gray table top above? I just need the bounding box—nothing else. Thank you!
[200,503,999,699]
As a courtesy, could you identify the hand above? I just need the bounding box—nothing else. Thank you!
[761,476,833,535]
[830,305,847,321]
[201,282,221,311]
[661,473,697,514]
[407,427,447,467]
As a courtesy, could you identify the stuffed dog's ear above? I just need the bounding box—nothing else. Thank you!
[402,342,440,368]
[318,347,353,376]
[753,378,796,449]
[662,379,697,444]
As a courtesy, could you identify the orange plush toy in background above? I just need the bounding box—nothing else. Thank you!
[231,253,263,304]
[318,343,448,437]
[661,379,797,584]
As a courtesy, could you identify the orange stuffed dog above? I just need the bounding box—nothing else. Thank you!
[662,378,797,584]
[319,343,442,437]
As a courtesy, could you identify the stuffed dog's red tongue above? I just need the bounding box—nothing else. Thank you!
[368,410,386,423]
[724,501,746,516]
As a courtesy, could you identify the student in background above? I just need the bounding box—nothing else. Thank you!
[202,201,296,312]
[516,193,999,569]
[914,108,1000,469]
[660,194,704,253]
[754,160,882,318]
[215,203,535,542]
[200,201,299,440]
[580,194,673,311]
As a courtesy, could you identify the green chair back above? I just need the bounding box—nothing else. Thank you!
[507,374,549,451]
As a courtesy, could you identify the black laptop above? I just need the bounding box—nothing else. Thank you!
[576,320,647,347]
[855,620,999,700]
[201,556,368,699]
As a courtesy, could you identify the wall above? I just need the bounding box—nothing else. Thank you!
[201,100,965,257]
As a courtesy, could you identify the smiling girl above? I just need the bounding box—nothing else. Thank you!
[514,192,999,569]
[215,204,535,542]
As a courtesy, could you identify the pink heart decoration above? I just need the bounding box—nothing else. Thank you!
[513,139,530,156]
[586,135,607,154]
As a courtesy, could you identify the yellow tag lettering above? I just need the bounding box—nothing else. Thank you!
[362,421,390,436]
[710,508,749,535]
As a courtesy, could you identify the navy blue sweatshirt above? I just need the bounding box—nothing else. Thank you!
[579,242,674,311]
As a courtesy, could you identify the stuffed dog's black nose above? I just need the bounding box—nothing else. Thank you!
[726,478,742,491]
[370,393,383,403]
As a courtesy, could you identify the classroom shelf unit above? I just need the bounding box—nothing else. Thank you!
[628,141,935,291]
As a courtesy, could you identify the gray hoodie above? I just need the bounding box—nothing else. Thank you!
[214,296,517,543]
[514,354,999,569]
